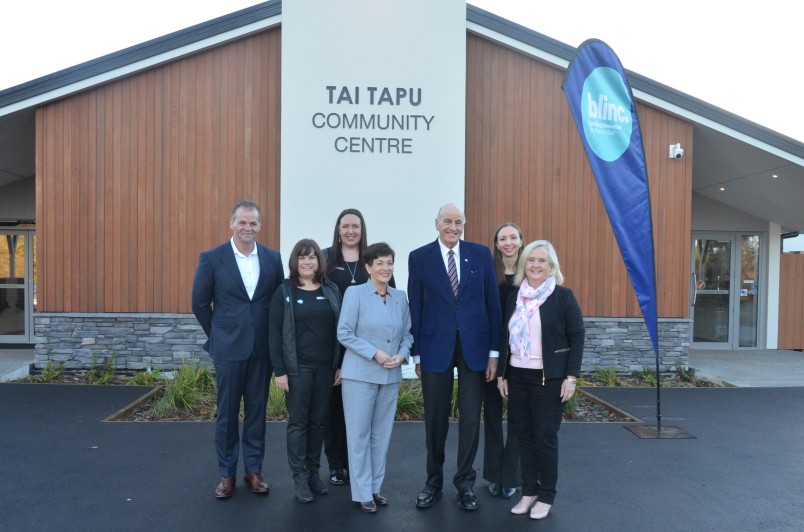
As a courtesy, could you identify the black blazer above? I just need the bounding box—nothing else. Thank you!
[498,284,585,379]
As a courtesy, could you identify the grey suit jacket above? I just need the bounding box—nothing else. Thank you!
[337,281,413,385]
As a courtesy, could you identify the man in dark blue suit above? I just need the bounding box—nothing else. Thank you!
[408,203,502,511]
[192,200,284,499]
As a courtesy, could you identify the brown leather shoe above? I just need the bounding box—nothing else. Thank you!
[360,500,377,513]
[372,493,388,506]
[215,476,235,499]
[244,473,270,494]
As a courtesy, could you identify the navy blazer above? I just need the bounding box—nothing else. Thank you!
[191,241,284,362]
[407,239,501,372]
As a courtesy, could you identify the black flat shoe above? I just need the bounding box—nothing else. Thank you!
[487,482,501,497]
[457,487,478,511]
[502,486,517,498]
[330,469,346,485]
[372,493,388,506]
[360,500,377,513]
[415,484,442,508]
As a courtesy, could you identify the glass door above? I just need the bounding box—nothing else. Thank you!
[738,235,760,347]
[692,237,733,346]
[691,233,761,348]
[0,229,34,343]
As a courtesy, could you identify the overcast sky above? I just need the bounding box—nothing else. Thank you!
[2,1,800,144]
[2,1,802,249]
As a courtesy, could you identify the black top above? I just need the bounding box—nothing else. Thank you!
[500,274,517,313]
[328,259,369,295]
[293,286,338,365]
[324,246,395,297]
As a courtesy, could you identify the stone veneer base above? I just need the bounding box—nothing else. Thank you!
[34,313,690,372]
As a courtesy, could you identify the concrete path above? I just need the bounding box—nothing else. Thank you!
[0,348,34,382]
[689,348,804,387]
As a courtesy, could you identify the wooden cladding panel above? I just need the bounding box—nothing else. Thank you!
[778,254,804,349]
[465,34,692,318]
[36,28,282,313]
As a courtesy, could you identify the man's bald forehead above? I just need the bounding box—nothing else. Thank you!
[436,203,465,221]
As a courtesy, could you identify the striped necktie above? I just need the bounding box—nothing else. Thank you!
[448,249,459,297]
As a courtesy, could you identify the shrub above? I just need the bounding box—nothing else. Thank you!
[161,359,214,410]
[593,367,620,386]
[89,353,116,384]
[31,361,64,383]
[563,377,586,419]
[130,368,163,386]
[267,376,288,418]
[396,379,424,420]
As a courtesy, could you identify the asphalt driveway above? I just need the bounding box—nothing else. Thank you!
[1,383,802,531]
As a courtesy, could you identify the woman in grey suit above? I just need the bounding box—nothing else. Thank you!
[337,242,413,513]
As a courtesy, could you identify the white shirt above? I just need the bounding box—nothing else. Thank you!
[230,237,260,300]
[438,239,460,283]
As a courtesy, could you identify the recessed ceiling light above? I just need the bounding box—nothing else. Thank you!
[719,187,725,191]
[772,174,779,179]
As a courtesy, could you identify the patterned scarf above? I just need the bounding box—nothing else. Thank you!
[508,276,556,359]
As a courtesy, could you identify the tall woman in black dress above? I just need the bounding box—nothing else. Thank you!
[322,209,368,486]
[483,222,524,498]
[269,239,342,503]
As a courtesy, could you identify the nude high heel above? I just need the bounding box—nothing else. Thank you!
[530,501,552,520]
[510,495,537,515]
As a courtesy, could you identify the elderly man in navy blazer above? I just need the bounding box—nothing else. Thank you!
[408,203,502,511]
[192,199,284,499]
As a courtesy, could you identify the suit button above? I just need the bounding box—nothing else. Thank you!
[386,339,391,343]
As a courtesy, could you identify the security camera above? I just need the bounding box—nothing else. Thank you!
[668,143,684,159]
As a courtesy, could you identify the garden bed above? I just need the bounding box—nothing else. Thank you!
[18,363,719,423]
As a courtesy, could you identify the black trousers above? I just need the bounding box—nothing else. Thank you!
[506,366,563,504]
[421,334,485,490]
[285,362,334,481]
[324,382,349,471]
[482,378,522,487]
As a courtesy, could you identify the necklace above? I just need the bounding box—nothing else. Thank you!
[345,261,358,284]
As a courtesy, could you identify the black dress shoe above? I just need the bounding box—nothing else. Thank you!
[372,493,388,506]
[415,484,442,508]
[457,487,479,511]
[360,500,377,513]
[502,486,517,499]
[308,475,328,495]
[487,482,501,497]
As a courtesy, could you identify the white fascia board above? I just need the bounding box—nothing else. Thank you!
[469,21,804,168]
[0,15,281,118]
[634,90,804,167]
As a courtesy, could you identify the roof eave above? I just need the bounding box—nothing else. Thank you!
[0,1,282,111]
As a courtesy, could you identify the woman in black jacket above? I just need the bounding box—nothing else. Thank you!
[269,239,342,503]
[497,240,584,521]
